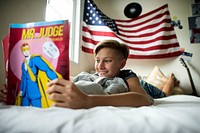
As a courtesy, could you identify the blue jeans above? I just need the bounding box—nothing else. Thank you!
[140,80,167,99]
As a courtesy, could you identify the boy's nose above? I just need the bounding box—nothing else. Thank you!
[98,62,104,69]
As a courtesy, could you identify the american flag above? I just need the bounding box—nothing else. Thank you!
[82,0,183,59]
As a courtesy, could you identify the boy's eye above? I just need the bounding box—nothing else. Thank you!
[95,59,100,63]
[95,59,113,63]
[104,60,112,63]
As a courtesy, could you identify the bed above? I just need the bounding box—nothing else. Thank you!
[0,95,200,133]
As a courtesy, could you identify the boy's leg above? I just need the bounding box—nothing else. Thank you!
[140,80,167,99]
[162,73,179,96]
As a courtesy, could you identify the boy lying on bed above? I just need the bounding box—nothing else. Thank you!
[0,39,180,109]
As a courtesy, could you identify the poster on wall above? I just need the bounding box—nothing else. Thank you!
[189,3,200,43]
[188,16,200,43]
[192,3,200,16]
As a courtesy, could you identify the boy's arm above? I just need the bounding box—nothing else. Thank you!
[46,78,152,109]
[86,92,152,108]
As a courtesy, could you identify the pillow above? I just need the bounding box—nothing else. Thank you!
[146,66,184,95]
[146,66,168,90]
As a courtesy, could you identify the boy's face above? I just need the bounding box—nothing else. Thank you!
[94,48,126,78]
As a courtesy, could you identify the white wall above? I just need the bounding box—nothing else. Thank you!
[0,0,47,83]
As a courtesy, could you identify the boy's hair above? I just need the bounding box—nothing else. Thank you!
[94,40,129,59]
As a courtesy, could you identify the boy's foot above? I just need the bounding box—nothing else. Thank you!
[162,73,179,96]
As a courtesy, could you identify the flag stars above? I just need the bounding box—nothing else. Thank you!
[98,21,102,24]
[84,0,119,34]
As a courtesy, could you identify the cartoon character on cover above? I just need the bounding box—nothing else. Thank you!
[20,43,61,108]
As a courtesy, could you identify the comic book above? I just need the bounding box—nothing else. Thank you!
[5,20,70,108]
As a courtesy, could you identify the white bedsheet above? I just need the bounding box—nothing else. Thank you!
[0,95,200,133]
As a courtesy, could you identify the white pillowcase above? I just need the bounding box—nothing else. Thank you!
[146,66,168,90]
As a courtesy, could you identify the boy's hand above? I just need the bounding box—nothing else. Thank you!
[46,79,89,109]
[0,84,7,103]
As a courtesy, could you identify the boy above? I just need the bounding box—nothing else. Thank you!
[45,40,179,109]
[0,40,179,109]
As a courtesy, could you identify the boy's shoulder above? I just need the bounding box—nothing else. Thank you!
[120,69,135,73]
[120,69,137,80]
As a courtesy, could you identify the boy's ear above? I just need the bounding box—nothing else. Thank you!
[120,59,126,69]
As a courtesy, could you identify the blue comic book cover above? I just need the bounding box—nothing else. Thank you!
[6,20,70,108]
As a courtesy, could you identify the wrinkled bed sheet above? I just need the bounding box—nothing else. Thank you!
[0,95,200,133]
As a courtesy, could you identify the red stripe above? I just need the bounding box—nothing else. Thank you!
[120,35,178,45]
[128,51,183,59]
[82,36,99,45]
[118,27,174,38]
[82,26,117,37]
[82,46,94,53]
[129,43,180,51]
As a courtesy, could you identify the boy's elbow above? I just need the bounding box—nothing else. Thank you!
[147,95,154,106]
[138,94,154,107]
